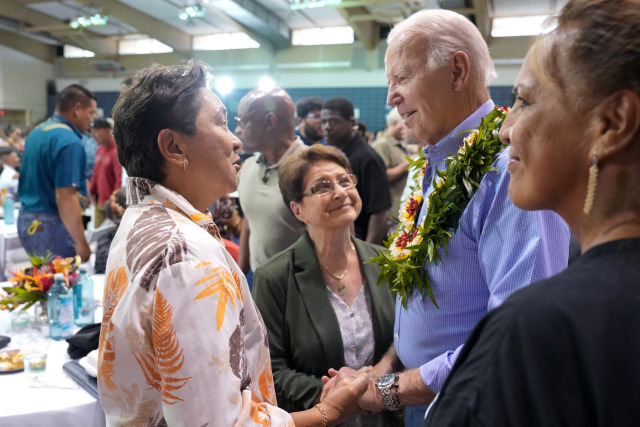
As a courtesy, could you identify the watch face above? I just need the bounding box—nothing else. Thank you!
[376,374,395,388]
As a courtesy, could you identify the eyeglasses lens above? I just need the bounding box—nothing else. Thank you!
[311,174,357,196]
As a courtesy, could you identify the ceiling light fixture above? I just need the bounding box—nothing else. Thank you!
[69,14,109,29]
[258,76,276,92]
[290,0,342,11]
[214,76,234,96]
[178,5,206,20]
[491,15,556,37]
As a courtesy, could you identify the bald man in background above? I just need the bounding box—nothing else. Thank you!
[235,88,306,274]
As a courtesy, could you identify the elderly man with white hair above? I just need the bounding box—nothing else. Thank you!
[323,9,571,426]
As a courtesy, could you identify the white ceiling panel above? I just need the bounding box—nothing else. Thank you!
[2,0,565,61]
[491,0,568,18]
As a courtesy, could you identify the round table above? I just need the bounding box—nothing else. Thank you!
[0,274,106,427]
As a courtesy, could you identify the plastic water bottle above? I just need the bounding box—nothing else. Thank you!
[3,196,14,225]
[73,265,95,326]
[47,273,74,340]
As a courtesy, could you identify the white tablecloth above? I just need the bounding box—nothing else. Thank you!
[0,274,106,427]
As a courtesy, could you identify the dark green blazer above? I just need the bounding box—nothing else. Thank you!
[252,232,396,412]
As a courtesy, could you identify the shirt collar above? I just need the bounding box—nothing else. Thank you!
[125,177,223,241]
[422,99,496,166]
[52,114,84,139]
[257,136,305,168]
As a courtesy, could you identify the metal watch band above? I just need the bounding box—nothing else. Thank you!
[377,374,402,411]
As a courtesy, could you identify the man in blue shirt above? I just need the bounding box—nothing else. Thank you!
[294,96,325,146]
[322,9,570,426]
[18,84,97,261]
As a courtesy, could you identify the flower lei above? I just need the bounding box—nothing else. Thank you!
[369,106,510,308]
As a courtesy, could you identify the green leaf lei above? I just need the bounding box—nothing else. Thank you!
[368,106,510,309]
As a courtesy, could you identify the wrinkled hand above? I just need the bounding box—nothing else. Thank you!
[321,366,371,398]
[321,367,356,400]
[319,372,369,424]
[357,374,385,413]
[321,367,384,414]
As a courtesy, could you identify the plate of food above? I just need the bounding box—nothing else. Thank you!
[0,349,24,374]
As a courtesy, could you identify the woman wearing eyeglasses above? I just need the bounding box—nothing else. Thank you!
[252,144,398,426]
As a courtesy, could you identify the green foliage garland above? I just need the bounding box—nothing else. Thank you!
[368,106,510,308]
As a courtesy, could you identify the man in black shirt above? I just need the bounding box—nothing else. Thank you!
[322,97,391,244]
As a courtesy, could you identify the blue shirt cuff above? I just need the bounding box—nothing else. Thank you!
[420,346,463,393]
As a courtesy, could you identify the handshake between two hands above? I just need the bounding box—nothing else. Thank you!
[317,365,386,422]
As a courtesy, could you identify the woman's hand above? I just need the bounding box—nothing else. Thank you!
[321,367,385,414]
[319,372,369,425]
[321,366,370,400]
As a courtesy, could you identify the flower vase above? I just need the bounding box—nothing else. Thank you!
[33,301,49,326]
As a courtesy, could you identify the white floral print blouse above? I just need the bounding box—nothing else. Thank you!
[98,177,294,427]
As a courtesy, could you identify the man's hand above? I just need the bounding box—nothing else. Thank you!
[55,186,92,261]
[75,240,91,262]
[321,367,385,413]
[358,375,385,413]
[319,372,369,424]
[292,372,369,427]
[321,366,373,399]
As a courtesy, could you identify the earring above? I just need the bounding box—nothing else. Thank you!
[182,160,187,171]
[583,154,598,215]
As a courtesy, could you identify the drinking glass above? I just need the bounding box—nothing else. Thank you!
[22,339,49,380]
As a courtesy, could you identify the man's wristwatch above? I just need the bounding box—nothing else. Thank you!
[375,373,402,411]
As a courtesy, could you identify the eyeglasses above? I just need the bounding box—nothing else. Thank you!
[234,111,257,126]
[302,174,358,197]
[305,113,322,120]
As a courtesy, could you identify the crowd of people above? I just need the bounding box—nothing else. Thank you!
[3,0,639,425]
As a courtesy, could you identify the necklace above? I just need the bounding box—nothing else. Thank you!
[319,244,355,296]
[321,260,349,296]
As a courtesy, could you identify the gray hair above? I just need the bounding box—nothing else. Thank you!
[386,107,402,126]
[387,9,496,86]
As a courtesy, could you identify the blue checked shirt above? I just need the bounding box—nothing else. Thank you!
[394,100,570,424]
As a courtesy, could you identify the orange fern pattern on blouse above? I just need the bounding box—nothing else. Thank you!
[133,289,192,405]
[97,266,127,391]
[193,265,239,330]
[258,364,278,406]
[97,178,293,426]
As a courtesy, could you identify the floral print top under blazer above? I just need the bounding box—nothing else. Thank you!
[98,177,294,427]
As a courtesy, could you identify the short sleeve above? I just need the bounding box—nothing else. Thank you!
[54,140,86,190]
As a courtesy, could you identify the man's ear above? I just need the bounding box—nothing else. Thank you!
[72,102,83,118]
[263,112,277,132]
[451,51,471,92]
[157,128,186,170]
[590,90,640,161]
